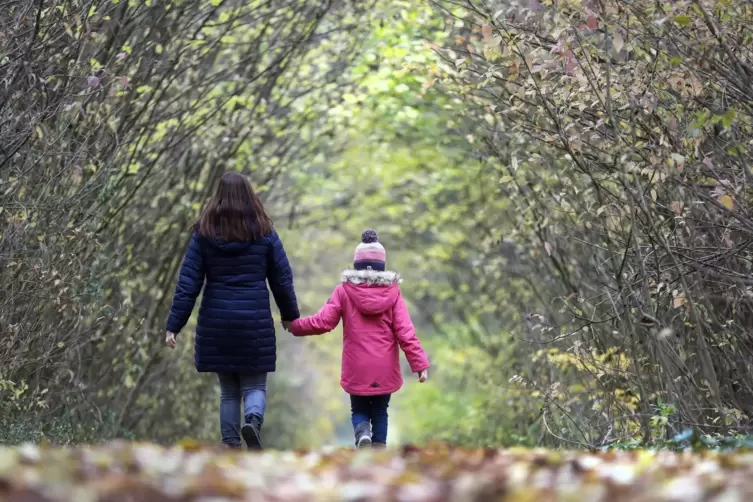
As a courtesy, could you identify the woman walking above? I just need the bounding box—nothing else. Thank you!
[164,172,299,450]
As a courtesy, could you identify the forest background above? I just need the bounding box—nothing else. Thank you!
[2,0,752,449]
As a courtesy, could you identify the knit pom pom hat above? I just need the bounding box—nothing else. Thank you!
[354,229,386,271]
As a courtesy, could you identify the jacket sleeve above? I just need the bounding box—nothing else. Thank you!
[290,287,343,336]
[166,233,206,334]
[393,289,430,372]
[266,231,300,321]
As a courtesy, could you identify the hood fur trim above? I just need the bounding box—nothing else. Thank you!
[341,269,402,286]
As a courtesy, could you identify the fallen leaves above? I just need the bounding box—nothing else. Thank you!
[1,443,753,500]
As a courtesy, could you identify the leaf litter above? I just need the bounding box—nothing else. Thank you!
[1,442,753,501]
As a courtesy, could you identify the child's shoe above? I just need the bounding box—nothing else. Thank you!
[354,421,372,448]
[241,414,263,451]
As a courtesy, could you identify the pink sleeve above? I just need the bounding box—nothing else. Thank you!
[393,290,430,372]
[290,286,343,336]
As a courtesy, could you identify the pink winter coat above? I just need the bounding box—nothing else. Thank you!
[289,269,429,396]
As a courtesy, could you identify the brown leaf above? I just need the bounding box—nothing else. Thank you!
[672,292,687,309]
[690,74,703,96]
[564,50,575,74]
[544,242,552,256]
[725,234,734,249]
[482,24,493,40]
[613,31,624,53]
[587,15,598,29]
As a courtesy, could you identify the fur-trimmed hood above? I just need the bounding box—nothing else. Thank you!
[341,269,402,286]
[340,269,402,315]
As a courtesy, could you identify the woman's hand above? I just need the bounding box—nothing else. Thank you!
[281,321,292,332]
[417,369,428,383]
[165,331,177,349]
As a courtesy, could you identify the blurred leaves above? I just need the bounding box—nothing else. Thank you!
[2,442,753,500]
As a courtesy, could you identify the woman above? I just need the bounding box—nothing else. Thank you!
[164,172,299,450]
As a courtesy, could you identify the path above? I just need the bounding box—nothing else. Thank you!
[0,442,747,501]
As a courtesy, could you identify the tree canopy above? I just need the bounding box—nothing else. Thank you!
[2,0,753,450]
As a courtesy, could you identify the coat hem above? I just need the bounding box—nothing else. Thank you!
[342,383,402,396]
[196,367,277,373]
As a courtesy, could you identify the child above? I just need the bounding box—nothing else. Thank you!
[285,229,429,448]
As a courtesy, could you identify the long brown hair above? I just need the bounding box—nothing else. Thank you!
[197,172,273,241]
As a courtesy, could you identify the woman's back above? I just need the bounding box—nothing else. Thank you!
[165,172,299,374]
[202,238,271,287]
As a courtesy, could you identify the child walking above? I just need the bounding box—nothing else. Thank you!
[285,229,429,448]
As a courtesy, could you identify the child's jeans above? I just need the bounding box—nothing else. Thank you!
[217,372,267,447]
[350,393,391,445]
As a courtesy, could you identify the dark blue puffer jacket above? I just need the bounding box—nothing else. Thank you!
[165,230,299,373]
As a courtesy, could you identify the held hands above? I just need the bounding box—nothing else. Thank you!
[165,331,177,349]
[281,320,292,332]
[417,369,428,383]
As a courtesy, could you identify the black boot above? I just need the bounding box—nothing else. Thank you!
[241,414,263,451]
[354,421,372,449]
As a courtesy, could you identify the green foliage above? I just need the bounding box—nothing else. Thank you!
[290,0,753,451]
[4,0,753,453]
[0,0,375,446]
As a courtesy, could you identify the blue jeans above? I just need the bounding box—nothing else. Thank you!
[350,394,391,445]
[217,372,267,447]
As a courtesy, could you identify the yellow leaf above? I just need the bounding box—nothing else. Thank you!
[719,194,734,210]
[673,14,691,26]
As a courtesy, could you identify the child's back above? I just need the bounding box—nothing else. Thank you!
[292,269,428,395]
[288,230,429,448]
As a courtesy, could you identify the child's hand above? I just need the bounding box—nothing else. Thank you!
[417,369,428,383]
